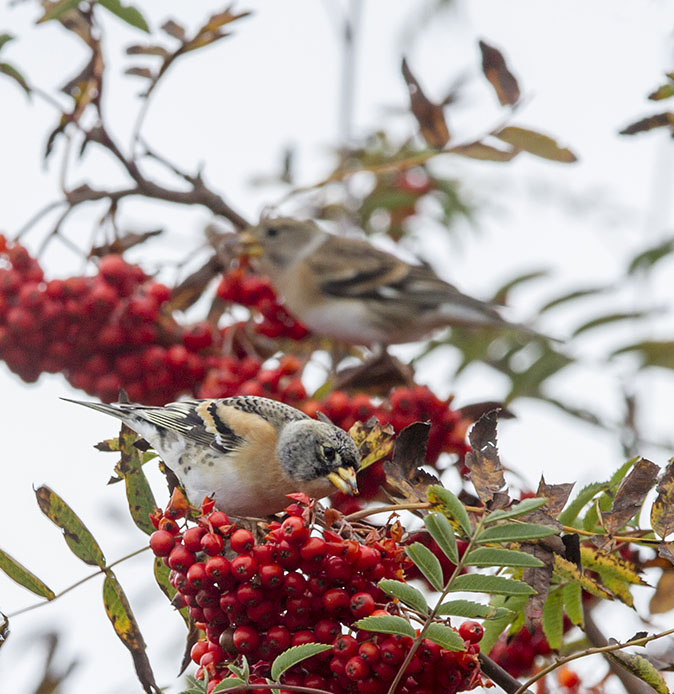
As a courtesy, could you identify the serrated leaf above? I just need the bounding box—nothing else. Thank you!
[464,548,545,568]
[378,579,428,614]
[477,523,556,543]
[558,482,608,526]
[606,650,668,694]
[486,498,548,523]
[0,549,55,599]
[562,582,584,627]
[553,555,613,600]
[348,418,395,470]
[481,595,527,653]
[603,458,659,534]
[270,643,332,681]
[405,543,444,591]
[354,615,416,639]
[436,599,512,620]
[427,485,471,535]
[580,547,646,586]
[425,623,465,651]
[496,126,577,163]
[35,486,106,568]
[103,571,159,692]
[601,573,634,607]
[541,588,564,650]
[213,678,246,692]
[424,513,458,563]
[98,0,150,32]
[448,574,535,596]
[465,410,506,503]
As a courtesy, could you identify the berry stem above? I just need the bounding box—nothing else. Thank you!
[512,625,674,694]
[385,512,488,694]
[7,545,150,618]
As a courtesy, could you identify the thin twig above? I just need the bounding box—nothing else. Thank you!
[14,200,66,240]
[7,545,150,619]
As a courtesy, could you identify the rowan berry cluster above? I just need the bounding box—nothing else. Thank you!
[149,497,484,694]
[488,625,553,678]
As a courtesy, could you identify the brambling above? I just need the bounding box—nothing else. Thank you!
[239,217,547,347]
[65,395,360,517]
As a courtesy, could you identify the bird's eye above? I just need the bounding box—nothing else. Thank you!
[266,227,279,238]
[322,446,335,462]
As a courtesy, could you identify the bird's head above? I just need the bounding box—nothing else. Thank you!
[238,217,326,274]
[276,419,360,495]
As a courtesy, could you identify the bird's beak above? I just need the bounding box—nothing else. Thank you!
[236,230,264,258]
[328,467,359,496]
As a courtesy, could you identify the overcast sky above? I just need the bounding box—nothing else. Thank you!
[2,1,674,692]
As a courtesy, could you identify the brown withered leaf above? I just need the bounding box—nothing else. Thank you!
[348,417,395,471]
[90,228,163,257]
[457,401,515,422]
[602,458,660,535]
[451,141,519,162]
[495,126,577,163]
[179,620,201,676]
[126,44,170,58]
[401,58,450,149]
[479,39,520,106]
[160,19,186,41]
[465,409,507,505]
[323,507,343,528]
[168,254,224,311]
[562,534,581,569]
[658,542,674,567]
[125,66,154,79]
[522,544,554,629]
[651,460,674,539]
[383,422,439,501]
[620,113,674,136]
[537,476,574,517]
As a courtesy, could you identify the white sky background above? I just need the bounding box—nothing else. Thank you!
[1,1,674,692]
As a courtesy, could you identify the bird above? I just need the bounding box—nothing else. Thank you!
[239,217,550,347]
[64,395,360,517]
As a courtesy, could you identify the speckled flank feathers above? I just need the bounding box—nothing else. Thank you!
[64,395,360,517]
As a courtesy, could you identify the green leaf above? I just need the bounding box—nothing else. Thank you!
[35,486,106,567]
[354,615,416,639]
[0,34,14,52]
[103,570,159,692]
[490,270,549,306]
[98,0,150,32]
[562,582,584,628]
[463,548,545,568]
[538,286,606,314]
[405,543,444,591]
[448,574,535,596]
[213,678,246,692]
[558,482,608,526]
[0,548,55,599]
[424,623,465,651]
[424,513,458,563]
[38,0,81,22]
[452,141,518,162]
[436,600,512,620]
[480,595,527,653]
[477,523,556,544]
[378,579,428,614]
[649,82,674,102]
[153,557,189,627]
[495,126,577,163]
[572,311,651,337]
[0,62,31,95]
[269,643,332,681]
[541,588,564,650]
[427,485,471,535]
[613,340,674,370]
[486,498,548,522]
[116,427,157,535]
[606,651,669,694]
[628,236,674,274]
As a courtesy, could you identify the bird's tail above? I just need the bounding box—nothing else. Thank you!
[61,397,131,422]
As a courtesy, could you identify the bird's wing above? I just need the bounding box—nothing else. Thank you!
[218,396,308,428]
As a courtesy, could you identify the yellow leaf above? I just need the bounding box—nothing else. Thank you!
[348,418,395,470]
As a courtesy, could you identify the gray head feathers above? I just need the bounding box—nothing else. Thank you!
[277,419,360,482]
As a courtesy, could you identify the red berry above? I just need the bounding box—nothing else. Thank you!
[168,545,196,572]
[187,562,210,589]
[233,626,260,654]
[183,526,207,552]
[231,555,258,581]
[149,530,175,556]
[314,618,341,643]
[350,592,375,618]
[205,556,230,581]
[230,528,255,554]
[380,639,404,664]
[358,641,380,662]
[282,571,307,595]
[237,582,264,607]
[201,532,224,556]
[267,625,291,653]
[323,588,350,612]
[191,640,209,665]
[259,563,284,589]
[209,511,231,531]
[345,656,371,681]
[291,629,316,647]
[300,537,328,563]
[280,516,310,544]
[459,620,484,644]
